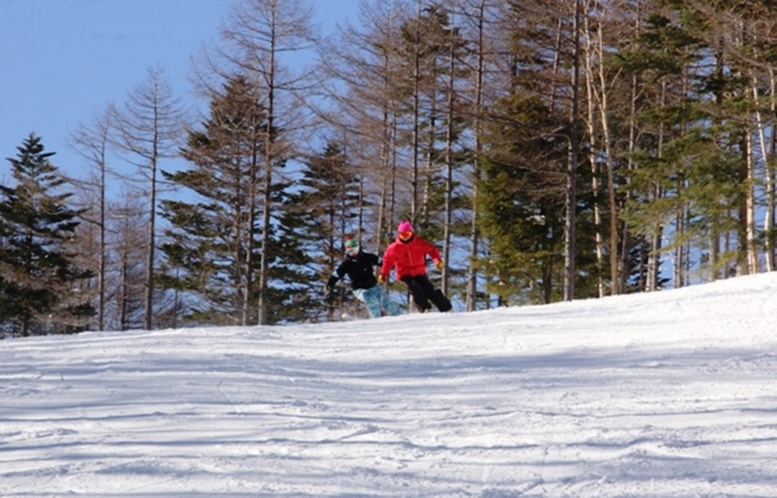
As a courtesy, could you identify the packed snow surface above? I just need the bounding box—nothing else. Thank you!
[3,273,777,497]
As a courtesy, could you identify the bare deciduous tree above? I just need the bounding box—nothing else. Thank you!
[68,107,114,330]
[110,65,186,330]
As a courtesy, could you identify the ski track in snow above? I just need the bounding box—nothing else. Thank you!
[2,274,777,496]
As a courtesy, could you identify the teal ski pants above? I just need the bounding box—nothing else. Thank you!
[352,285,404,318]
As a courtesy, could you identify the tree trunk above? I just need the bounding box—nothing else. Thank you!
[563,0,581,301]
[465,0,487,312]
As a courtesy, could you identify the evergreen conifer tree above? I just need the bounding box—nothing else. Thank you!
[0,134,94,336]
[159,75,266,326]
[476,94,568,305]
[159,75,302,325]
[292,142,363,321]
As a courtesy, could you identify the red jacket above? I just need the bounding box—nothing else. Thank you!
[380,236,441,280]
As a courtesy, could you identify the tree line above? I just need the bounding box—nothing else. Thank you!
[3,0,777,336]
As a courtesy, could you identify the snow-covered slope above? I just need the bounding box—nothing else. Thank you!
[3,273,777,497]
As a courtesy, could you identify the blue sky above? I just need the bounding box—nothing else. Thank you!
[0,0,361,180]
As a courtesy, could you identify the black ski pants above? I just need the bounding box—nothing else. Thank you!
[400,274,452,313]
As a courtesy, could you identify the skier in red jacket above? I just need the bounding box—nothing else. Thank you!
[379,221,452,313]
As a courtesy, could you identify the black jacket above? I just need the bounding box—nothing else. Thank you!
[326,250,380,290]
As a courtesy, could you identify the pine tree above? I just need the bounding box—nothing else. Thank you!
[293,142,363,321]
[271,199,319,323]
[159,75,305,325]
[159,75,268,326]
[476,94,568,305]
[0,134,94,336]
[213,0,315,325]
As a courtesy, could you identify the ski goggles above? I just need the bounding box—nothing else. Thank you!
[345,244,360,256]
[398,230,413,241]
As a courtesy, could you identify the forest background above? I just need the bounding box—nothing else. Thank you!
[2,0,777,336]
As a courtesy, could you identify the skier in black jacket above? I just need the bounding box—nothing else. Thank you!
[326,237,404,318]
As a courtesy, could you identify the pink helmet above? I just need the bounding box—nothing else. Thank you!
[397,221,413,233]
